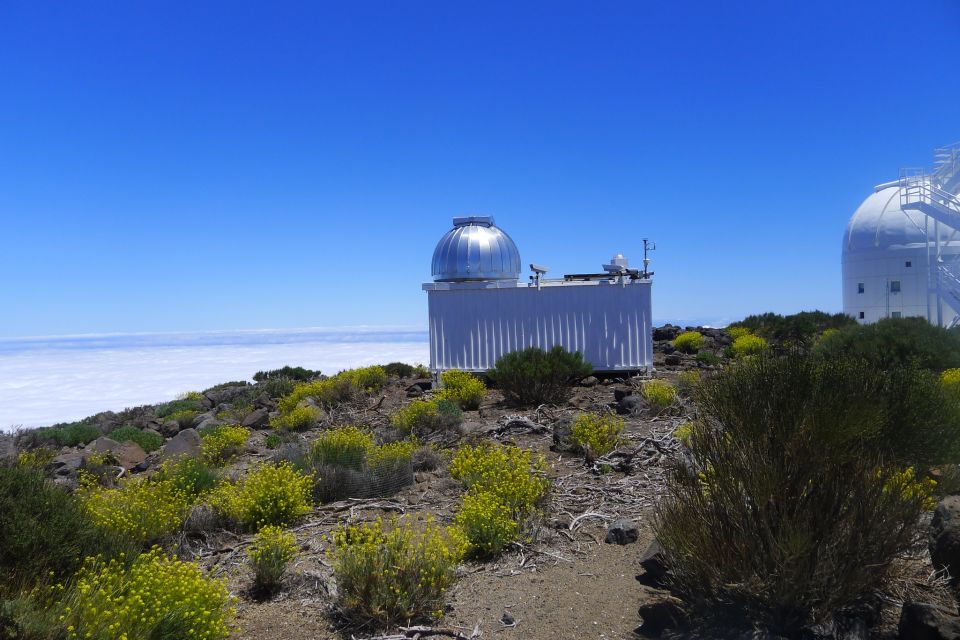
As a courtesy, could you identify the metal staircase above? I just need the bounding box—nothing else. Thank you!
[898,143,960,327]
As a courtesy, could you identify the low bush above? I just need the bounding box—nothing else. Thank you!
[390,398,462,436]
[640,379,677,412]
[672,331,704,354]
[156,396,205,419]
[696,350,722,366]
[655,353,960,633]
[154,457,219,501]
[570,413,624,458]
[731,333,769,357]
[35,421,101,447]
[276,379,353,414]
[211,462,313,531]
[108,425,164,453]
[53,548,235,640]
[815,317,960,371]
[677,369,702,395]
[941,368,960,395]
[725,326,752,340]
[253,365,319,382]
[454,490,518,558]
[167,408,200,429]
[200,424,251,466]
[309,425,373,470]
[673,422,694,447]
[731,310,856,345]
[16,447,56,470]
[79,475,190,546]
[330,517,466,625]
[0,466,124,594]
[488,346,593,407]
[248,525,297,595]
[436,370,486,410]
[383,362,415,378]
[338,365,388,393]
[269,405,321,431]
[265,433,282,449]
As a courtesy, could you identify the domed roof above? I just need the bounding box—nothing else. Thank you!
[843,183,960,253]
[432,216,521,282]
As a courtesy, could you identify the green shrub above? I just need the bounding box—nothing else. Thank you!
[254,366,319,382]
[308,425,373,470]
[570,413,624,457]
[248,525,297,595]
[154,457,219,501]
[211,462,313,531]
[731,333,769,357]
[79,475,190,546]
[640,379,677,412]
[725,326,752,340]
[108,425,164,453]
[695,350,722,366]
[672,331,704,354]
[0,466,125,594]
[269,405,321,431]
[168,409,201,429]
[450,444,549,517]
[338,365,388,393]
[383,362,415,378]
[390,398,463,436]
[655,353,947,633]
[258,377,298,399]
[488,346,593,407]
[436,370,486,410]
[53,548,235,640]
[156,396,204,419]
[35,421,101,447]
[16,447,56,470]
[732,310,856,345]
[200,424,251,466]
[330,517,466,625]
[815,316,960,371]
[265,433,282,449]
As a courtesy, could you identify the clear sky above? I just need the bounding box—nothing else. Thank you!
[2,0,958,337]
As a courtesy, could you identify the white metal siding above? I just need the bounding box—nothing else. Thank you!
[426,282,653,372]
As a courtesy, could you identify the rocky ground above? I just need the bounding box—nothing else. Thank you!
[4,324,960,640]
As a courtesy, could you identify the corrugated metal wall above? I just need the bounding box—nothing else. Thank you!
[426,282,652,372]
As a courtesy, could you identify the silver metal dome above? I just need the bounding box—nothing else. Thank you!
[431,216,521,282]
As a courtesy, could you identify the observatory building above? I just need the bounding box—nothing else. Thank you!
[423,216,654,373]
[842,143,960,327]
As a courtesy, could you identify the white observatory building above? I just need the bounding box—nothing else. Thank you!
[842,143,960,327]
[423,216,654,373]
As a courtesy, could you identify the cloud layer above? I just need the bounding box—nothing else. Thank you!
[0,329,429,430]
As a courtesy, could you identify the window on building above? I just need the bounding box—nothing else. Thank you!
[905,261,912,268]
[857,282,864,294]
[890,280,901,293]
[859,311,865,319]
[891,311,902,318]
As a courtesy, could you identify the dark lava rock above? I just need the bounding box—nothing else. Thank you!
[652,325,681,341]
[241,408,270,429]
[637,540,669,586]
[162,428,201,460]
[605,518,639,545]
[664,354,682,366]
[580,376,599,387]
[204,384,252,407]
[552,417,574,452]
[618,394,644,415]
[158,420,181,438]
[899,602,960,640]
[930,496,960,583]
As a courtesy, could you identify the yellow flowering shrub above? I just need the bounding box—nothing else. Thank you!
[673,422,694,448]
[210,462,313,531]
[337,365,388,393]
[276,366,387,415]
[17,447,56,470]
[677,369,702,395]
[330,517,466,624]
[436,370,486,410]
[454,490,518,558]
[79,477,189,546]
[269,405,321,431]
[881,466,938,511]
[570,413,624,457]
[200,424,250,466]
[390,398,462,435]
[641,379,677,412]
[941,368,960,395]
[725,326,752,340]
[248,525,297,594]
[366,439,417,475]
[672,331,704,354]
[449,443,549,516]
[154,457,219,501]
[731,334,769,357]
[55,547,235,640]
[309,425,374,470]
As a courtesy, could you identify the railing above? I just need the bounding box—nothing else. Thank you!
[899,170,960,221]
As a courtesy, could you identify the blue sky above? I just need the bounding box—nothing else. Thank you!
[1,0,958,337]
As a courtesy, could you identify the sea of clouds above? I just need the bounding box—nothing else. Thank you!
[0,327,429,431]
